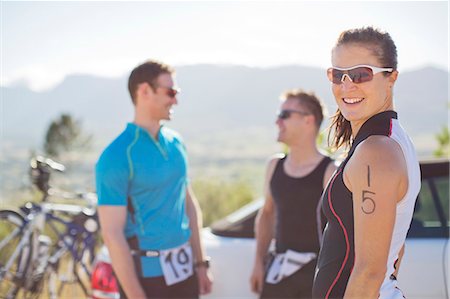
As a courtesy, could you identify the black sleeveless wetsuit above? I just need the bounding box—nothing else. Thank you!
[272,156,331,254]
[261,155,332,298]
[312,111,418,299]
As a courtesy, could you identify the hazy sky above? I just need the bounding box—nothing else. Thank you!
[2,1,448,91]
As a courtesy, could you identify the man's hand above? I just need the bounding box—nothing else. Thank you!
[196,266,213,295]
[250,260,265,294]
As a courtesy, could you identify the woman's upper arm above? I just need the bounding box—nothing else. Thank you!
[344,136,407,272]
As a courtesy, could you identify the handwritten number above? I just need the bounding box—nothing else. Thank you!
[164,248,191,278]
[164,251,179,278]
[361,190,376,214]
[177,248,189,273]
[177,248,189,265]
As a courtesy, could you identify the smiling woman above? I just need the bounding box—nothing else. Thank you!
[313,27,421,299]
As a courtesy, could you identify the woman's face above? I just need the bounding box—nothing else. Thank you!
[331,43,398,129]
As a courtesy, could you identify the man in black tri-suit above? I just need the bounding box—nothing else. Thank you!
[250,89,336,298]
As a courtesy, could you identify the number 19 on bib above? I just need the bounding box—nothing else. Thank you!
[159,243,194,286]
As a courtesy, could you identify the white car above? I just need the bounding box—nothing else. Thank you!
[91,159,449,299]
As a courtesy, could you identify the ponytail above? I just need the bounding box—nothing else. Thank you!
[328,109,352,150]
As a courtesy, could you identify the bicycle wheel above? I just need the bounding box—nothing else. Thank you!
[0,210,33,299]
[47,246,91,299]
[45,211,98,298]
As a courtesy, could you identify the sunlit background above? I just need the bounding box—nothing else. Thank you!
[1,1,449,216]
[2,1,448,91]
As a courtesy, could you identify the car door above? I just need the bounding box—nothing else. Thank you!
[397,160,449,299]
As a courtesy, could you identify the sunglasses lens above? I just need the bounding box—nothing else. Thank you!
[168,90,177,97]
[330,67,374,84]
[278,110,290,119]
[348,67,373,83]
[330,69,344,84]
[166,88,179,98]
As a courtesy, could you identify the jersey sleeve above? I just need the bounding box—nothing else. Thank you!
[95,149,129,206]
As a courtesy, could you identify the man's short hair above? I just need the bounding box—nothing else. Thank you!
[128,60,174,104]
[281,89,324,128]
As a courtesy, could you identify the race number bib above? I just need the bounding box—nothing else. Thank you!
[159,243,194,286]
[265,250,316,284]
[265,253,285,284]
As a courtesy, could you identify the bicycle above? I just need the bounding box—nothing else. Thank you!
[0,156,99,299]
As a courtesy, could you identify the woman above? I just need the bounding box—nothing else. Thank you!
[312,27,421,299]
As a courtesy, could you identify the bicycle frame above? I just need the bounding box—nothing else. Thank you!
[0,201,98,297]
[30,202,97,295]
[46,209,97,271]
[0,206,48,298]
[0,213,33,282]
[1,156,99,298]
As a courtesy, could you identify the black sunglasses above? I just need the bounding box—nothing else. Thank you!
[277,109,311,120]
[327,64,393,84]
[156,85,181,98]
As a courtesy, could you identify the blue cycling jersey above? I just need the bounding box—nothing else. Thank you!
[96,123,191,277]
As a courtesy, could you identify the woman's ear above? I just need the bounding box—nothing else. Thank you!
[388,70,399,87]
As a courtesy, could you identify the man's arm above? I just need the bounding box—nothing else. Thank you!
[185,185,213,295]
[323,159,338,189]
[250,157,279,294]
[343,136,408,299]
[98,206,146,299]
[317,160,338,240]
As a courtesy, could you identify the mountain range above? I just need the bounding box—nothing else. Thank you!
[1,64,448,201]
[2,64,449,156]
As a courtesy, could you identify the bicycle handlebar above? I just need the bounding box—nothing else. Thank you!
[30,156,65,172]
[47,188,98,207]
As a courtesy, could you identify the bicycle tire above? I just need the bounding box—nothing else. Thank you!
[47,246,91,298]
[0,210,33,299]
[46,215,96,299]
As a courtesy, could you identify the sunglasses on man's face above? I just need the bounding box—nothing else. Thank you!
[327,65,393,84]
[277,109,311,120]
[156,85,180,98]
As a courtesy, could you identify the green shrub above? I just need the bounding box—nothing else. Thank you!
[192,178,254,227]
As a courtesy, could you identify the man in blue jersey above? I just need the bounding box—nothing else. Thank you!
[96,60,213,298]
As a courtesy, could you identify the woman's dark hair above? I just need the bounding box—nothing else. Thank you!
[328,26,398,150]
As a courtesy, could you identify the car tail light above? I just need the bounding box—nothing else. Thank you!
[91,261,120,299]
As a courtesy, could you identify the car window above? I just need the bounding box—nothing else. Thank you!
[211,161,449,240]
[434,176,450,223]
[409,175,449,238]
